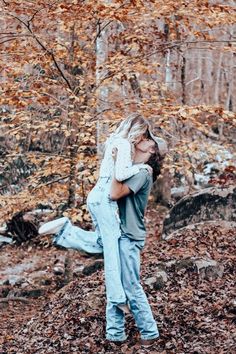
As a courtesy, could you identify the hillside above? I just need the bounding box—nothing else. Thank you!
[1,205,235,354]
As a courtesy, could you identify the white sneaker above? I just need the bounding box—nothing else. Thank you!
[38,217,68,235]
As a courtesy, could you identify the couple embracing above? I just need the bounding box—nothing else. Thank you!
[39,113,167,347]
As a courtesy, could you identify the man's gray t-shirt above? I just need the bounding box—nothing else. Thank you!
[117,169,152,240]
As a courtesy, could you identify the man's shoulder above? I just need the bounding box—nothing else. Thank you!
[125,169,152,194]
[129,168,150,180]
[136,169,152,183]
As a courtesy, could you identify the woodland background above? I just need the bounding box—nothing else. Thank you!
[0,1,236,353]
[0,0,235,224]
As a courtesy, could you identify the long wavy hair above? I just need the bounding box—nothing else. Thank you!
[147,144,164,182]
[112,113,150,147]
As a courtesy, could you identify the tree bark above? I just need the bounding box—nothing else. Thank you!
[181,54,186,105]
[214,51,223,105]
[95,16,110,157]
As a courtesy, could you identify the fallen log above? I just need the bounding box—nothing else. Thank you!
[162,186,236,238]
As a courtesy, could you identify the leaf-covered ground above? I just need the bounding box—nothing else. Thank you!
[1,205,236,354]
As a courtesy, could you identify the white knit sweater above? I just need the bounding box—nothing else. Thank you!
[99,137,143,181]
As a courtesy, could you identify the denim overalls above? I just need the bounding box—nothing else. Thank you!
[86,176,126,305]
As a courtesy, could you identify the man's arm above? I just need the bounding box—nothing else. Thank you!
[110,178,132,201]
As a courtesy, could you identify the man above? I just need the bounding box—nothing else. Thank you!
[39,135,167,347]
[106,137,162,346]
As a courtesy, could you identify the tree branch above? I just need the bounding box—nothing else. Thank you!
[94,19,113,43]
[0,33,33,45]
[0,38,19,45]
[28,7,46,24]
[27,1,58,24]
[8,13,73,91]
[33,175,70,190]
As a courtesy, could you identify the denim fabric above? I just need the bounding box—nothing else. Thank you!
[105,302,127,341]
[87,177,126,305]
[53,182,159,341]
[55,177,126,305]
[106,234,159,341]
[53,218,103,254]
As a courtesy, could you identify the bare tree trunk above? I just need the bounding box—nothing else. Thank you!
[95,18,110,157]
[67,24,79,208]
[225,31,234,111]
[165,49,172,88]
[181,54,186,105]
[214,51,223,105]
[68,145,78,208]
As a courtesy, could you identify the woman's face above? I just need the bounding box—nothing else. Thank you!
[135,125,150,144]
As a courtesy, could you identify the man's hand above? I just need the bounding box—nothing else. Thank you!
[110,179,131,201]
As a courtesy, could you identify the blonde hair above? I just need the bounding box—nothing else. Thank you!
[112,113,150,146]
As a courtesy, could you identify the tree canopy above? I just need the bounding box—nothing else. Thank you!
[0,0,235,223]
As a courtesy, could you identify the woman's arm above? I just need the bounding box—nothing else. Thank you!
[114,139,141,181]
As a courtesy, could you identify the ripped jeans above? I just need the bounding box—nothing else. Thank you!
[86,177,126,304]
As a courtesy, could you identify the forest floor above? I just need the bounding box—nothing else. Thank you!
[0,204,235,354]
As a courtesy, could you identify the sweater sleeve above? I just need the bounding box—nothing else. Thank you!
[114,139,141,181]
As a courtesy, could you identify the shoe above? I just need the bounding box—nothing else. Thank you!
[117,303,130,314]
[140,337,159,347]
[38,217,68,235]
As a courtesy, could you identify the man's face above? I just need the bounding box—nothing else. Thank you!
[136,138,156,153]
[135,139,156,163]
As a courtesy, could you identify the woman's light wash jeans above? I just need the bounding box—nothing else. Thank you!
[55,176,126,305]
[87,177,126,305]
[54,224,159,341]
